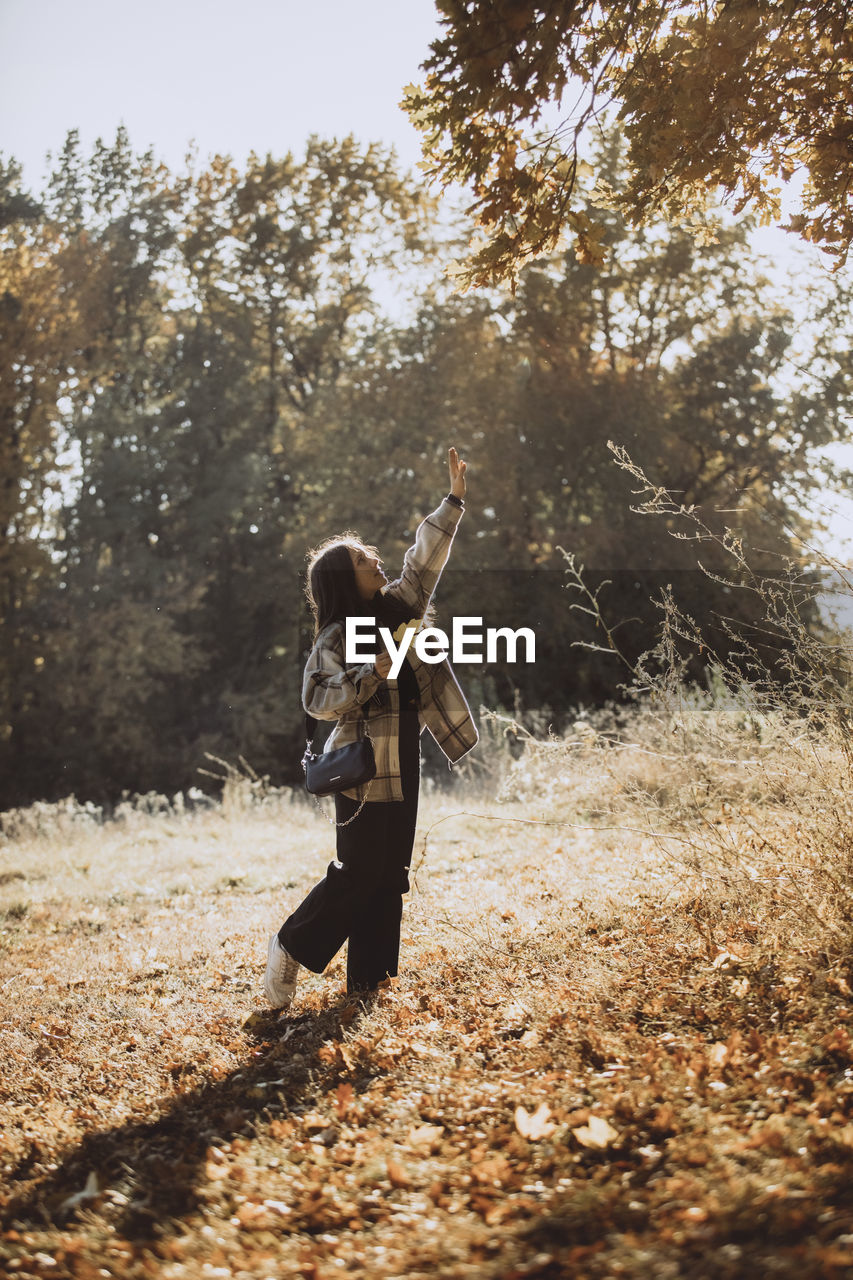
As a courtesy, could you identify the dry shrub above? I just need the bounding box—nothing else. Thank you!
[0,795,105,844]
[196,753,287,818]
[495,448,853,967]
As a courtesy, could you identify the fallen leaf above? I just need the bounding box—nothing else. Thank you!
[515,1103,556,1140]
[711,950,742,970]
[387,1157,410,1188]
[709,1042,729,1067]
[234,1199,292,1229]
[241,1011,269,1031]
[269,1119,294,1140]
[263,1199,292,1217]
[829,1124,853,1150]
[302,1111,330,1132]
[572,1114,619,1149]
[334,1082,354,1117]
[407,1124,444,1151]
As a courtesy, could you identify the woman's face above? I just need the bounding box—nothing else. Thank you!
[349,544,387,600]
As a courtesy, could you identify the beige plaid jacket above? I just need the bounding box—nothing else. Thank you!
[302,497,479,801]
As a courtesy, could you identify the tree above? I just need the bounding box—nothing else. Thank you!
[403,0,853,287]
[345,137,853,713]
[2,124,850,805]
[0,131,439,804]
[163,138,435,782]
[0,159,74,795]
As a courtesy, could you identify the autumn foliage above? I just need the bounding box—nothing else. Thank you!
[403,0,853,287]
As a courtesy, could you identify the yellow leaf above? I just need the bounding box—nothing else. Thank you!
[241,1010,269,1030]
[392,618,421,644]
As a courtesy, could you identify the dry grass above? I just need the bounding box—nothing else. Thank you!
[2,728,853,1280]
[487,657,853,956]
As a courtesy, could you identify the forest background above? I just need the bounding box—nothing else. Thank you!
[2,0,853,810]
[2,123,853,808]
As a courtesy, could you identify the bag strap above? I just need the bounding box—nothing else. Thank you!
[309,782,372,828]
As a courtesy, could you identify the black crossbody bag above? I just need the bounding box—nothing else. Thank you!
[301,708,376,827]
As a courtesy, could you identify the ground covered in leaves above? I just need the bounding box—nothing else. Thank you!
[1,787,853,1278]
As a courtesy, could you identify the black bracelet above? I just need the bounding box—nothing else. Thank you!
[445,492,464,509]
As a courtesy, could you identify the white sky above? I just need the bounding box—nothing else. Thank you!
[2,0,851,562]
[0,0,441,185]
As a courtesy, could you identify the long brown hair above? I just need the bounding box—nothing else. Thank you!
[306,535,427,637]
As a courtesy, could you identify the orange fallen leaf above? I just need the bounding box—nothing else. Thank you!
[387,1157,410,1188]
[334,1082,354,1117]
[302,1111,330,1132]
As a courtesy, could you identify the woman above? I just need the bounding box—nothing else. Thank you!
[264,447,478,1007]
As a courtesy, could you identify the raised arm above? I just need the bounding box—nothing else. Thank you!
[383,447,469,615]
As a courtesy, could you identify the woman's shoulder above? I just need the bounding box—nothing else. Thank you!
[303,624,344,678]
[311,619,346,650]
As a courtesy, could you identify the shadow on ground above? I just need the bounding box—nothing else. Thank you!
[2,994,382,1240]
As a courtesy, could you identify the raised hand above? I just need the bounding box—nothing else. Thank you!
[448,446,467,499]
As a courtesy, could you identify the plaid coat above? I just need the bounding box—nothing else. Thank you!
[302,497,479,802]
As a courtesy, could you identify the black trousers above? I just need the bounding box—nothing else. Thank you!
[278,706,421,993]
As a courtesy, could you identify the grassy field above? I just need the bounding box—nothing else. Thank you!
[2,707,853,1279]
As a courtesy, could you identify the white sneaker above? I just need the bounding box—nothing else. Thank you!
[264,934,300,1009]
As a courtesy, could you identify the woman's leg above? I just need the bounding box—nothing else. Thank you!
[346,711,420,992]
[277,710,421,989]
[276,797,392,974]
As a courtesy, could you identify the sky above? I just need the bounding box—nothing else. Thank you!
[0,0,442,185]
[2,0,852,563]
